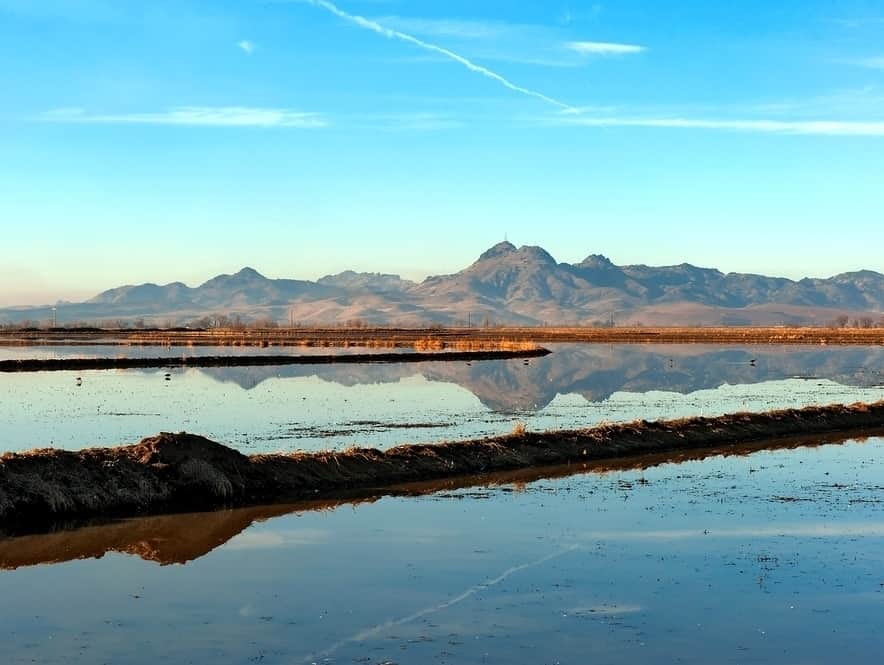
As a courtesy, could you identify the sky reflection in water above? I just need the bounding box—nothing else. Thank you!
[0,437,882,664]
[3,343,884,452]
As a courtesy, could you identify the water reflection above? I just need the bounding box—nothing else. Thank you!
[4,344,884,453]
[0,436,882,665]
[2,429,878,568]
[198,343,884,408]
[0,503,328,569]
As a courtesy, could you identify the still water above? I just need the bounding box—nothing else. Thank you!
[0,344,414,361]
[1,437,882,664]
[1,344,883,663]
[2,344,884,453]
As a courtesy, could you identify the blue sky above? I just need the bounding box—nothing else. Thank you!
[2,0,884,305]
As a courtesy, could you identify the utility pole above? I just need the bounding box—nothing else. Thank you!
[52,306,57,328]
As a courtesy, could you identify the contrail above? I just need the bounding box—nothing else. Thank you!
[303,0,574,111]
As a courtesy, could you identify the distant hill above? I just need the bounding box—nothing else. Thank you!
[316,270,416,293]
[2,242,883,327]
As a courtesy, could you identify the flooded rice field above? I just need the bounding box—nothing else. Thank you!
[1,437,882,663]
[2,343,883,663]
[0,344,415,361]
[2,344,884,453]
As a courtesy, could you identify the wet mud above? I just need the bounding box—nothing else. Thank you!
[3,400,884,526]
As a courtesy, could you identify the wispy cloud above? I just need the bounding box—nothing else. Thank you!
[237,39,255,54]
[846,56,884,70]
[376,16,508,40]
[556,114,884,136]
[565,40,645,55]
[39,106,328,128]
[741,86,884,119]
[373,15,643,67]
[301,0,574,110]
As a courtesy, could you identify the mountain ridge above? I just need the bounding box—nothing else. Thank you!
[3,243,883,327]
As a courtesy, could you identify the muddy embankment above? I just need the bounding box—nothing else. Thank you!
[3,401,884,527]
[0,348,549,372]
[0,429,874,569]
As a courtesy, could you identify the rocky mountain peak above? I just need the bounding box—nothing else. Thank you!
[579,254,615,269]
[515,245,557,265]
[477,241,517,261]
[232,267,265,280]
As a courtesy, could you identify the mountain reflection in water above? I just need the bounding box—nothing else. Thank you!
[197,343,884,410]
[4,344,884,454]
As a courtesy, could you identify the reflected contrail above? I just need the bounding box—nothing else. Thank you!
[577,522,884,541]
[301,544,580,662]
[302,0,574,111]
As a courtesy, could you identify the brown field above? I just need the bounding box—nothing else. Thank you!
[2,325,884,348]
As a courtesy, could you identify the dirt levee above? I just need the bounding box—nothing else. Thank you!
[0,429,871,568]
[2,400,884,525]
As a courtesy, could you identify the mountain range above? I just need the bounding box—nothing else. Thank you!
[3,242,884,326]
